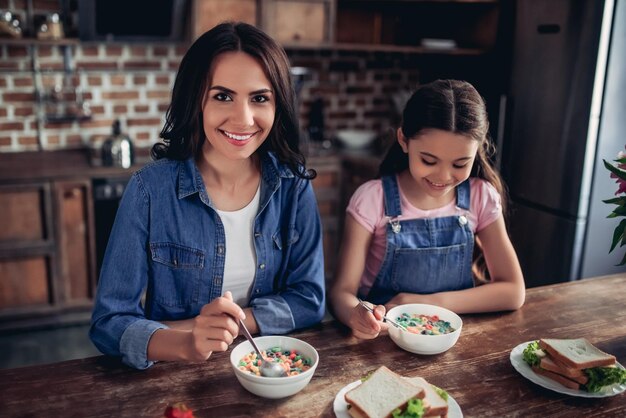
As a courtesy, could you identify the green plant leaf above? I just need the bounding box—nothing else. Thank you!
[604,159,626,181]
[610,219,626,252]
[617,251,626,266]
[615,156,626,164]
[603,197,626,205]
[611,206,626,217]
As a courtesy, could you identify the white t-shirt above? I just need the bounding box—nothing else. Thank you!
[215,186,260,306]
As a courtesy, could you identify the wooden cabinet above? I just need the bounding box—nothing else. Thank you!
[190,0,335,45]
[262,0,335,44]
[0,183,53,311]
[0,179,95,331]
[335,0,500,54]
[191,0,258,40]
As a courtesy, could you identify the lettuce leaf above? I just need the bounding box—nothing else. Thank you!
[583,366,626,393]
[522,341,544,367]
[391,398,426,418]
[431,384,449,401]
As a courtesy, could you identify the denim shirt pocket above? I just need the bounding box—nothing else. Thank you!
[271,227,300,250]
[149,242,204,307]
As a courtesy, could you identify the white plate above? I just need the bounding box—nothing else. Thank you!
[333,378,463,418]
[510,341,626,398]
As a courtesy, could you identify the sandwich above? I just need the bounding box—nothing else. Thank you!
[522,337,626,392]
[344,366,449,418]
[407,377,449,417]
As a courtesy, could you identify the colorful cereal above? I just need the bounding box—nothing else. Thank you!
[238,346,312,377]
[395,313,455,335]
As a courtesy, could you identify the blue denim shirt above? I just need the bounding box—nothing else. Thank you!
[89,152,326,369]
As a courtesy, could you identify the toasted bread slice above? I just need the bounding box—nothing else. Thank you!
[532,365,580,390]
[540,357,588,384]
[408,377,449,418]
[538,338,616,369]
[345,366,425,418]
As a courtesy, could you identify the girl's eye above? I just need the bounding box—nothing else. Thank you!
[453,163,470,169]
[252,94,270,103]
[421,158,436,166]
[214,92,232,102]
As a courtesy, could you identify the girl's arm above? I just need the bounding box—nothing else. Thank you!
[329,214,388,338]
[387,216,525,313]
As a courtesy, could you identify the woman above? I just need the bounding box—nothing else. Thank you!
[90,22,326,369]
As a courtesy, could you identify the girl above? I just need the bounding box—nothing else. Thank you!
[90,22,326,369]
[329,80,525,339]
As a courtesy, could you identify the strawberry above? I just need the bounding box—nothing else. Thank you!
[164,402,194,418]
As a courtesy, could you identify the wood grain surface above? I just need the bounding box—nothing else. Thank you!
[1,274,625,417]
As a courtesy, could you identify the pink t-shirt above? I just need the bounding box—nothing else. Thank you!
[346,177,502,296]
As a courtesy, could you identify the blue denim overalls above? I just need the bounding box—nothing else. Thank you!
[366,175,475,305]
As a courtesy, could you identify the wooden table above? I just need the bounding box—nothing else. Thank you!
[1,274,625,417]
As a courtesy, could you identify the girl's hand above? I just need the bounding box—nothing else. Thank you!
[185,291,245,361]
[348,302,388,339]
[386,292,423,310]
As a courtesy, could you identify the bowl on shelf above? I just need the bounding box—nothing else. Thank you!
[230,335,319,399]
[386,303,462,355]
[335,129,377,150]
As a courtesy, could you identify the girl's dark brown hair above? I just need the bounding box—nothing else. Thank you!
[152,21,314,179]
[379,79,507,282]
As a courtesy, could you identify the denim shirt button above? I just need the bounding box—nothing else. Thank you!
[254,232,261,238]
[173,259,178,266]
[213,277,222,285]
[458,215,468,226]
[259,263,266,270]
[255,289,260,294]
[217,245,224,254]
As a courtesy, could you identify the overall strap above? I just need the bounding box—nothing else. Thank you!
[456,179,471,210]
[382,175,402,217]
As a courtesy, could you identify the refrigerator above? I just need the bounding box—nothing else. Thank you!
[500,0,626,287]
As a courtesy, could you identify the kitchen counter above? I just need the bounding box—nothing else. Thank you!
[0,147,375,183]
[0,149,144,183]
[1,274,624,417]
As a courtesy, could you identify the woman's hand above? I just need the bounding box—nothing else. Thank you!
[185,291,245,361]
[348,302,388,339]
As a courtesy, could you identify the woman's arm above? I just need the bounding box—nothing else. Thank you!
[386,216,525,313]
[329,214,387,338]
[162,306,257,333]
[250,179,326,334]
[147,292,245,362]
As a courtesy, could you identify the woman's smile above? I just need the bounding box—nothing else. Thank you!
[220,129,259,146]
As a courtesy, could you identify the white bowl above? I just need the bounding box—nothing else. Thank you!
[335,129,377,149]
[386,304,462,355]
[230,335,319,399]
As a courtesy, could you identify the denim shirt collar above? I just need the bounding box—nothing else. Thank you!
[176,152,295,209]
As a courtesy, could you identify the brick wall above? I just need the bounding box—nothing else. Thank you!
[0,2,421,154]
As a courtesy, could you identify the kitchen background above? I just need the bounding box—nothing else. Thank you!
[1,0,625,368]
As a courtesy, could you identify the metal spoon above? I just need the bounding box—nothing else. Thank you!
[357,298,407,331]
[238,319,287,378]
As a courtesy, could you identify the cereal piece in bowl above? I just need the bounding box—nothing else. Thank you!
[229,335,319,399]
[386,303,462,355]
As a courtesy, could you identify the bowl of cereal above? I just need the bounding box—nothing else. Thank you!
[230,335,319,399]
[386,303,462,355]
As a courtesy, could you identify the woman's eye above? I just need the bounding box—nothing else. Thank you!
[214,92,232,102]
[453,163,469,169]
[252,95,270,103]
[421,158,436,166]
